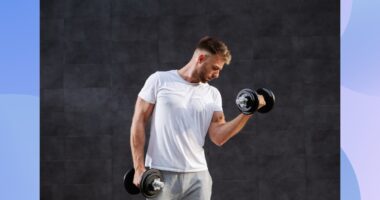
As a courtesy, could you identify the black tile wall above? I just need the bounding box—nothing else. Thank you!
[41,0,340,199]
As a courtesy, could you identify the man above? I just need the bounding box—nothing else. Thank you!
[130,36,265,199]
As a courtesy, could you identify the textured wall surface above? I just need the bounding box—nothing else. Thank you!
[41,0,340,199]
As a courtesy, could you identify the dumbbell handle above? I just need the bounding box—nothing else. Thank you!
[152,179,164,191]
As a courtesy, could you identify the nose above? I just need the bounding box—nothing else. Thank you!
[212,72,219,79]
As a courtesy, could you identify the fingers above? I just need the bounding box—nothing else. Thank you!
[257,95,266,109]
[133,168,146,187]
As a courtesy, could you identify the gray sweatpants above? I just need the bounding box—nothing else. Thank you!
[147,170,213,200]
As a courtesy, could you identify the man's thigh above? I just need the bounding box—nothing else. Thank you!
[182,170,213,200]
[147,171,181,200]
[147,170,213,200]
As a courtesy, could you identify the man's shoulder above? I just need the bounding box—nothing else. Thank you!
[153,69,175,77]
[151,70,177,81]
[206,84,221,96]
[207,84,220,92]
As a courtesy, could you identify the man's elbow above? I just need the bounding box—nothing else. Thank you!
[210,134,225,147]
[213,140,225,147]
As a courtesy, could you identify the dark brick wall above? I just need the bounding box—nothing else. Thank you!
[41,0,340,199]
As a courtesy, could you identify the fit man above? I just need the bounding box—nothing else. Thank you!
[130,36,266,199]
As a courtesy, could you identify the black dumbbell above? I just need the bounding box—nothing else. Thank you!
[123,168,164,198]
[235,88,275,115]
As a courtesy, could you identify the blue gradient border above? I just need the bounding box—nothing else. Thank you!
[341,0,380,199]
[0,1,39,199]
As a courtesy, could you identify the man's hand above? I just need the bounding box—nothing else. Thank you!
[257,94,266,110]
[133,167,146,188]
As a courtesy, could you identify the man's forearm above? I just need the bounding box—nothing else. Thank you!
[130,121,146,170]
[211,114,252,146]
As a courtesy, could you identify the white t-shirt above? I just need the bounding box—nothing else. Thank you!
[138,70,223,172]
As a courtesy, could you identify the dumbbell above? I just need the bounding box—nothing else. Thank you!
[235,88,275,115]
[123,168,165,198]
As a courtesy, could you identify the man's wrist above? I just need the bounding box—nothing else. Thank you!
[135,164,145,171]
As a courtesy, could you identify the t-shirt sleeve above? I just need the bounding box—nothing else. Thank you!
[213,88,223,112]
[138,72,159,104]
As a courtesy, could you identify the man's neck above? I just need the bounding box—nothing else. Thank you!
[178,63,200,83]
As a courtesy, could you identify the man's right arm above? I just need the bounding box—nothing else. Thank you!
[130,97,155,187]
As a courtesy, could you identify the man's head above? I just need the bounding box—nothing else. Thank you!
[193,36,231,83]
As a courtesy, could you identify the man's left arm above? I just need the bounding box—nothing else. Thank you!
[208,112,253,146]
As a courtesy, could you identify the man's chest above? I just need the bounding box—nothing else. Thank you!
[157,84,214,111]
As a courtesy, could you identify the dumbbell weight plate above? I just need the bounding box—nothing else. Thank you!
[256,88,275,113]
[140,169,163,198]
[236,88,259,115]
[123,168,140,195]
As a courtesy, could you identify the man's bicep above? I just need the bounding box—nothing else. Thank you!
[211,111,226,125]
[134,97,155,122]
[208,111,225,142]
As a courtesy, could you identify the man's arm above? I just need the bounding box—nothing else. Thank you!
[208,112,253,146]
[130,97,155,186]
[208,94,267,146]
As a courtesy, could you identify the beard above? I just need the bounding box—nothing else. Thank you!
[199,70,208,83]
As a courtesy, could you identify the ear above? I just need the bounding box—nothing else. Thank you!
[198,54,207,63]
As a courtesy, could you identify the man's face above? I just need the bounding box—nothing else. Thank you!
[198,54,225,83]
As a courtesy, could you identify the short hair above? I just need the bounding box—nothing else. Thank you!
[196,36,232,65]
